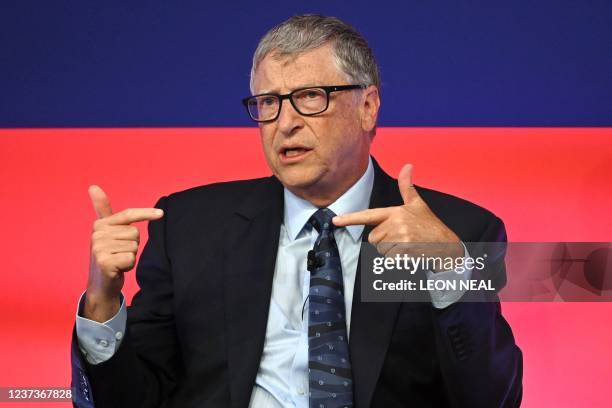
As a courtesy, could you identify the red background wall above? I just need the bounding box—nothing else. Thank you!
[1,128,610,407]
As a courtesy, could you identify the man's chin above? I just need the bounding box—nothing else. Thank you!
[276,169,322,192]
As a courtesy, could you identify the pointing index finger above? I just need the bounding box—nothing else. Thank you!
[332,207,391,227]
[106,208,164,225]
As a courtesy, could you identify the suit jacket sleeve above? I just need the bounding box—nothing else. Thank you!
[432,216,523,408]
[71,195,182,408]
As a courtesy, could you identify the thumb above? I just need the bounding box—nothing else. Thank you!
[398,163,416,204]
[88,185,113,219]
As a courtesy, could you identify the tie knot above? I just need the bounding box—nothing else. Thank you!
[308,208,336,233]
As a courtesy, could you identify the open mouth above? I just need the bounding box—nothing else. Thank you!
[279,147,312,162]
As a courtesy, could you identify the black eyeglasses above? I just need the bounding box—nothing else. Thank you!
[242,84,367,123]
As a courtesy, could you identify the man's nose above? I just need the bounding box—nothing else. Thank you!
[277,98,304,135]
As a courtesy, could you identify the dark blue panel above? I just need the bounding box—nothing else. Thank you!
[1,0,611,127]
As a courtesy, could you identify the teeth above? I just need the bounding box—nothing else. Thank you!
[285,148,305,157]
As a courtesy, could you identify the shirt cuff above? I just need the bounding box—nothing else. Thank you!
[425,242,473,309]
[75,291,127,365]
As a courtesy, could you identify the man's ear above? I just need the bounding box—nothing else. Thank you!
[360,85,381,133]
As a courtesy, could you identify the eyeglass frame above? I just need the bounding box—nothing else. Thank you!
[241,84,367,123]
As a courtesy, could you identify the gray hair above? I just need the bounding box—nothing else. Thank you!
[249,14,380,94]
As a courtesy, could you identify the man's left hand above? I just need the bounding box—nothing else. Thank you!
[332,164,464,268]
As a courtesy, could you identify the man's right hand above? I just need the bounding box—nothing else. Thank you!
[84,185,164,323]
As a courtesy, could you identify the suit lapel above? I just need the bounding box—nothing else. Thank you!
[349,158,404,408]
[223,177,284,408]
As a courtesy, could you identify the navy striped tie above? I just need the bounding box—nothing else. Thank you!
[308,208,354,408]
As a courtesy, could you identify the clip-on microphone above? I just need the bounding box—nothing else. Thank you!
[307,250,322,273]
[303,249,323,320]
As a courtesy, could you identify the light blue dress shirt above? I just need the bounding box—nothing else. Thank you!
[76,156,472,407]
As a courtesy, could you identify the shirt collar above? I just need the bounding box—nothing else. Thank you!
[283,156,374,242]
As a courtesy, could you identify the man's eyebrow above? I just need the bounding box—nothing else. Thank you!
[254,83,324,95]
[292,83,322,89]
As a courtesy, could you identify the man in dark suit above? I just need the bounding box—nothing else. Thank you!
[72,14,522,408]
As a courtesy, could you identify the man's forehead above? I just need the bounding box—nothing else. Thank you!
[253,45,347,93]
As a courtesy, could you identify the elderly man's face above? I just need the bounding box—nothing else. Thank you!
[252,43,379,204]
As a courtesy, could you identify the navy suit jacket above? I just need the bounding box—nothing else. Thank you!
[71,158,523,407]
